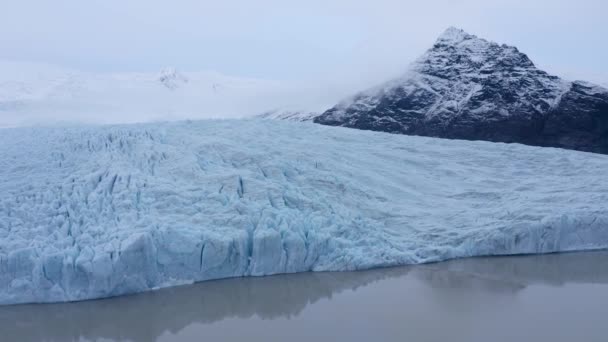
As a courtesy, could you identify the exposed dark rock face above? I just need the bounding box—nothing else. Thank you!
[315,27,608,154]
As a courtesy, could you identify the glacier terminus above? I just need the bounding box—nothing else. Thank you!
[1,119,607,305]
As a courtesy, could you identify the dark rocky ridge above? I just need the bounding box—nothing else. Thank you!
[315,28,608,154]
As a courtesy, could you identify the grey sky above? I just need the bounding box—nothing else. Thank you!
[1,0,607,84]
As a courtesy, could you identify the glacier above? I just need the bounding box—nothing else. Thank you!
[1,119,608,305]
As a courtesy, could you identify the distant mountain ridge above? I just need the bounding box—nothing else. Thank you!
[0,61,323,127]
[315,28,608,154]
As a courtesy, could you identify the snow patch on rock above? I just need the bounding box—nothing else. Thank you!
[158,67,189,90]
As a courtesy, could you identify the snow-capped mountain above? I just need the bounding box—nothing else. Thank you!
[315,27,608,154]
[0,61,327,127]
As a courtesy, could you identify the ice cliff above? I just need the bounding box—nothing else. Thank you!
[1,119,607,304]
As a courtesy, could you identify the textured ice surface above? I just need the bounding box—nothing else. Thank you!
[1,119,608,304]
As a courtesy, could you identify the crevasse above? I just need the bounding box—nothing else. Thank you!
[1,119,607,305]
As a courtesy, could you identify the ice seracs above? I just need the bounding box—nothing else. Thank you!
[1,119,608,305]
[315,27,608,154]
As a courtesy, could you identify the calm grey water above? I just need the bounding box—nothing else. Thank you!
[2,251,608,342]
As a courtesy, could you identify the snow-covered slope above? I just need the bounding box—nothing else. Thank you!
[158,67,189,90]
[0,61,324,127]
[315,27,608,154]
[1,119,608,305]
[256,109,319,122]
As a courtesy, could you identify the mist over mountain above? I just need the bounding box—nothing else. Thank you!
[315,28,608,154]
[0,61,334,127]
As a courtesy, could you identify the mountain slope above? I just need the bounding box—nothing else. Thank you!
[0,61,326,127]
[256,109,319,122]
[2,119,608,304]
[315,28,608,153]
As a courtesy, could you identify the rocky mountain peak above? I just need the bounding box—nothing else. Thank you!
[314,28,608,154]
[435,27,475,45]
[414,28,537,78]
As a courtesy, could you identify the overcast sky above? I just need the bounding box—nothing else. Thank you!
[1,0,607,85]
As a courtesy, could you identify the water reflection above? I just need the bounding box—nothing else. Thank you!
[1,251,607,342]
[415,250,608,293]
[0,267,409,342]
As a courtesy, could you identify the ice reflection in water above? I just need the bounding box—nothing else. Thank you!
[2,251,608,342]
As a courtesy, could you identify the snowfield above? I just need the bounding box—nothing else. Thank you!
[0,61,331,128]
[1,119,608,305]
